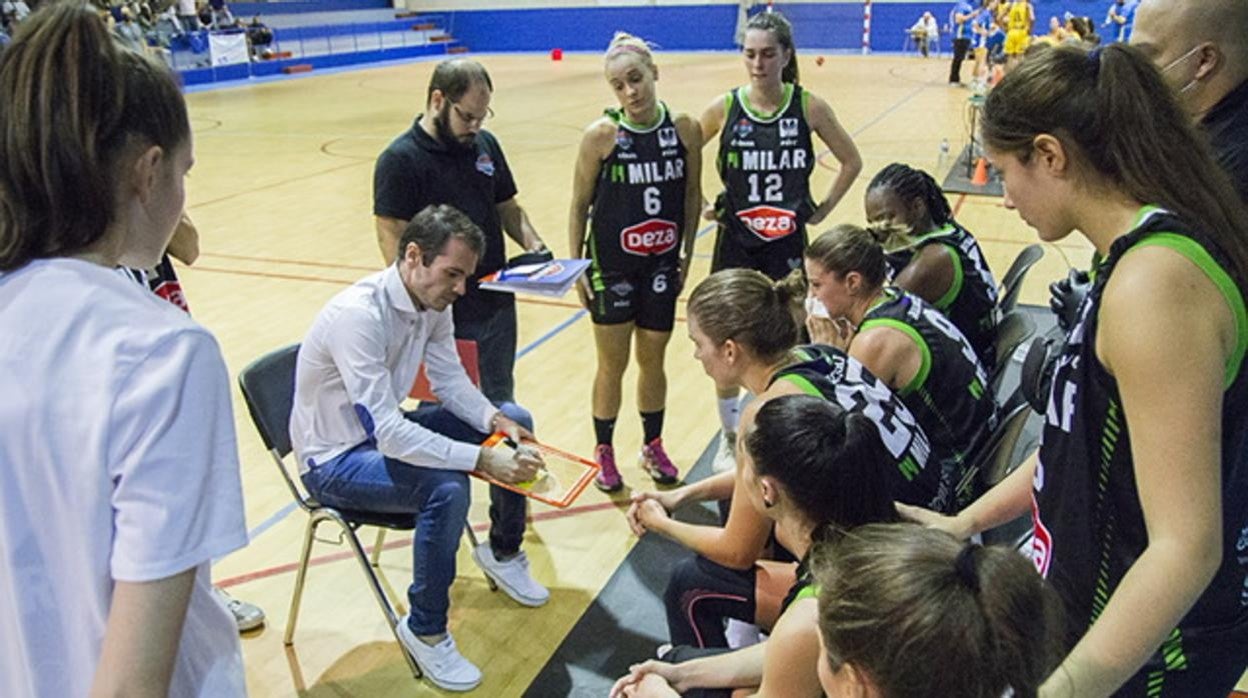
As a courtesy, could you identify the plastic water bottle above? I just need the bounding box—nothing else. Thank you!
[938,138,951,170]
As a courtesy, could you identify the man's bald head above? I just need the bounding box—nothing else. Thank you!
[1132,0,1248,114]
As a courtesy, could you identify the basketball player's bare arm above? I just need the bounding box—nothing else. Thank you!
[375,215,406,265]
[568,119,617,307]
[90,569,195,698]
[847,326,922,393]
[1040,247,1227,698]
[805,95,862,226]
[697,96,728,218]
[166,212,199,265]
[897,450,1035,538]
[892,243,957,307]
[674,113,703,289]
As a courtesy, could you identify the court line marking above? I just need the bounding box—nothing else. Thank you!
[198,251,379,272]
[516,309,587,360]
[220,498,629,588]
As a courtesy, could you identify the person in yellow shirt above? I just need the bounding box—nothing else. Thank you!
[1003,0,1033,71]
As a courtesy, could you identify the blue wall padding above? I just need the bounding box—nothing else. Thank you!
[442,5,739,52]
[231,0,390,16]
[441,1,1124,53]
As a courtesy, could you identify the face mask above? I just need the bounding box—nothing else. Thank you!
[1161,44,1204,94]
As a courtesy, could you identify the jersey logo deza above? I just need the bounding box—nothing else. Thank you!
[779,118,799,138]
[1030,492,1054,578]
[621,218,679,256]
[658,127,678,148]
[736,205,797,241]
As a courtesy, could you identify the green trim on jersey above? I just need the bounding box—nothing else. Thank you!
[933,243,964,311]
[739,83,796,122]
[1132,232,1248,388]
[858,317,932,395]
[610,102,668,133]
[779,373,824,397]
[793,584,820,602]
[1145,628,1189,697]
[800,87,811,117]
[1090,396,1124,623]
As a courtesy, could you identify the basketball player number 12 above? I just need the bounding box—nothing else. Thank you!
[748,173,783,203]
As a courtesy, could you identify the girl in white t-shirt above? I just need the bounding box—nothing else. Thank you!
[0,5,247,697]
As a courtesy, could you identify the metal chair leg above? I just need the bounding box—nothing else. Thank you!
[284,515,320,645]
[463,520,497,592]
[335,516,422,679]
[370,528,386,567]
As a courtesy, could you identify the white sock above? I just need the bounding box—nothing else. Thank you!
[717,396,740,435]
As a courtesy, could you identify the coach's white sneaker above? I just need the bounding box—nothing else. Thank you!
[396,615,482,692]
[472,544,550,607]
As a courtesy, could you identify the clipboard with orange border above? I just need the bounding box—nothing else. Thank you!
[473,434,600,508]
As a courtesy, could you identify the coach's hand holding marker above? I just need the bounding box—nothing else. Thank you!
[479,412,546,484]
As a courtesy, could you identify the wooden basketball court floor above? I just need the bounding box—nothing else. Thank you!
[174,49,1185,696]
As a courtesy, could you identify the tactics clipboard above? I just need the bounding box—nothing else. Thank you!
[472,434,600,508]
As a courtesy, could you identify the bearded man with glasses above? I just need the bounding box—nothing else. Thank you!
[374,58,549,407]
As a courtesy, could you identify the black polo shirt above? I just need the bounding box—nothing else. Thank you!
[1203,78,1248,204]
[374,117,518,314]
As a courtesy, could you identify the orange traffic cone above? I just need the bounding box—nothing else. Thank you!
[972,157,990,186]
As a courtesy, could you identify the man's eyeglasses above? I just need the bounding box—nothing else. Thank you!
[451,102,494,126]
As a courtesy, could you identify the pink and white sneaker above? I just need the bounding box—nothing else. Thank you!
[594,444,623,493]
[639,438,679,484]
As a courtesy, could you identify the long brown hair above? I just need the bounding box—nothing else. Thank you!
[745,11,800,85]
[0,3,190,270]
[815,523,1065,698]
[804,223,890,289]
[982,43,1248,284]
[687,268,801,362]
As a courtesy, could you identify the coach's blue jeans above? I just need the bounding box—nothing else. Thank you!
[302,402,531,635]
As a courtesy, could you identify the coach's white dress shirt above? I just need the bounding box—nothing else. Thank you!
[290,264,497,474]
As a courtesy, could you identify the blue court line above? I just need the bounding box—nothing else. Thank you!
[245,501,299,544]
[515,309,588,360]
[850,84,927,138]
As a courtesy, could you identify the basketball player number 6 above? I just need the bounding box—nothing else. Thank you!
[747,173,783,203]
[644,187,661,215]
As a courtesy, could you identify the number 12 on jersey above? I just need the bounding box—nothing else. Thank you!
[747,173,783,203]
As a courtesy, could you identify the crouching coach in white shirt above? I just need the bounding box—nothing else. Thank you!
[290,204,548,692]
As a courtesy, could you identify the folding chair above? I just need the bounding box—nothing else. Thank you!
[997,243,1044,314]
[237,344,491,682]
[989,309,1036,394]
[954,400,1035,512]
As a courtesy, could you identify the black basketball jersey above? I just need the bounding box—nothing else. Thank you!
[1031,207,1248,684]
[716,84,816,250]
[909,222,999,367]
[861,287,998,511]
[586,103,687,272]
[769,344,942,509]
